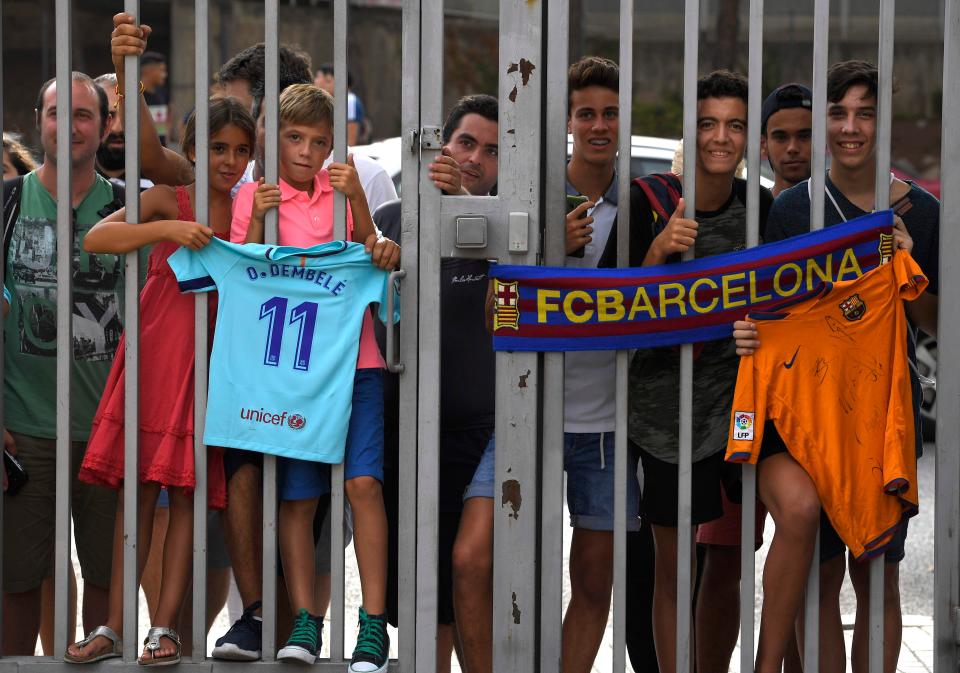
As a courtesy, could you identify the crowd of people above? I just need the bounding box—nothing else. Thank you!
[0,10,939,673]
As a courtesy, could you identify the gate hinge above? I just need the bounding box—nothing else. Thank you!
[420,125,443,150]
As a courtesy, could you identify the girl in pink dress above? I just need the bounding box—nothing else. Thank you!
[67,97,255,666]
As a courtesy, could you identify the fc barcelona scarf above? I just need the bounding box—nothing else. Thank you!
[491,210,894,352]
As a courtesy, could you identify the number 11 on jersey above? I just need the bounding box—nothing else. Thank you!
[259,295,319,371]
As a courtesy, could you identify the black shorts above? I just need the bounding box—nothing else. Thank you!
[820,510,908,564]
[635,441,725,527]
[758,422,789,461]
[224,447,264,482]
[383,465,462,626]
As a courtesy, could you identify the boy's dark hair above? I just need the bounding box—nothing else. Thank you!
[181,97,256,162]
[567,56,619,113]
[697,70,749,104]
[317,63,354,89]
[219,43,312,107]
[35,72,110,132]
[141,51,166,67]
[827,60,879,103]
[441,94,498,144]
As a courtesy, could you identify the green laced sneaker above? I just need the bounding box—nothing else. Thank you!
[278,608,322,664]
[348,607,389,673]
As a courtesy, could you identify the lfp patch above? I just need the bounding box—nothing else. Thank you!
[733,411,755,441]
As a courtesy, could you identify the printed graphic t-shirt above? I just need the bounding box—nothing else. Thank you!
[168,238,398,462]
[725,250,926,560]
[4,171,125,440]
[628,188,749,463]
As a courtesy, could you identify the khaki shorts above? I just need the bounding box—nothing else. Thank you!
[3,432,117,593]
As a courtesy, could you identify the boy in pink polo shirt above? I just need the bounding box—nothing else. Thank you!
[231,83,399,672]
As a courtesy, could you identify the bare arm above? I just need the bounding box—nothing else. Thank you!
[111,13,195,186]
[83,186,213,254]
[329,156,400,269]
[906,293,937,338]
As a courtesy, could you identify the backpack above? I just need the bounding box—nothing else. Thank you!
[3,176,126,279]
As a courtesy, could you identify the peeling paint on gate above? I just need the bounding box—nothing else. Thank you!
[507,58,536,85]
[502,479,522,519]
[506,59,536,104]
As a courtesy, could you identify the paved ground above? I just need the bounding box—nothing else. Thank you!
[54,449,937,672]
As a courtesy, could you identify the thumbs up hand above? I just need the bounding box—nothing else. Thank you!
[328,153,362,200]
[645,197,698,265]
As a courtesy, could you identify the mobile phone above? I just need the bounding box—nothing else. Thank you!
[566,194,590,258]
[566,194,589,213]
[4,449,28,496]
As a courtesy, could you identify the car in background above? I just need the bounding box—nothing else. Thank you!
[351,134,774,196]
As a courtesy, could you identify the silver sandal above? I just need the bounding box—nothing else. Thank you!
[138,626,181,667]
[65,625,122,664]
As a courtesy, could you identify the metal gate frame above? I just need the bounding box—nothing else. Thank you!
[0,1,957,672]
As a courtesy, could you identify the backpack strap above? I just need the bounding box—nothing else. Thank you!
[96,181,128,219]
[3,176,24,279]
[632,172,682,228]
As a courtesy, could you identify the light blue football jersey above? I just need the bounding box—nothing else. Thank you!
[168,238,398,462]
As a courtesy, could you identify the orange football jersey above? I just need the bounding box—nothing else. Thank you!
[725,249,927,560]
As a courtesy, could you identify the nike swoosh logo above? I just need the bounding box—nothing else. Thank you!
[783,346,801,369]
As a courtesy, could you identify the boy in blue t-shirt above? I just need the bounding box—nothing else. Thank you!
[233,83,399,671]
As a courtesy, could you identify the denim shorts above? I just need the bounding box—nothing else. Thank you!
[279,369,385,501]
[464,431,640,531]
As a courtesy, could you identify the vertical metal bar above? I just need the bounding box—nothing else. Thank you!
[397,0,422,669]
[869,2,895,671]
[332,0,348,241]
[803,2,829,669]
[934,3,960,670]
[53,0,73,658]
[330,1,349,661]
[121,0,142,662]
[262,0,280,661]
[416,0,442,667]
[539,0,568,668]
[192,0,209,659]
[809,0,829,235]
[677,1,698,671]
[874,0,894,221]
[738,2,763,670]
[803,537,821,671]
[492,1,542,671]
[0,0,5,646]
[613,1,633,671]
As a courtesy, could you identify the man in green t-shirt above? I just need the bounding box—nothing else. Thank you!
[2,73,120,654]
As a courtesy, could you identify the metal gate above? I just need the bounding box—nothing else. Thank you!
[0,1,958,672]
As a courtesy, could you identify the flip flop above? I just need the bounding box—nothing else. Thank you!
[65,625,122,664]
[138,626,181,666]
